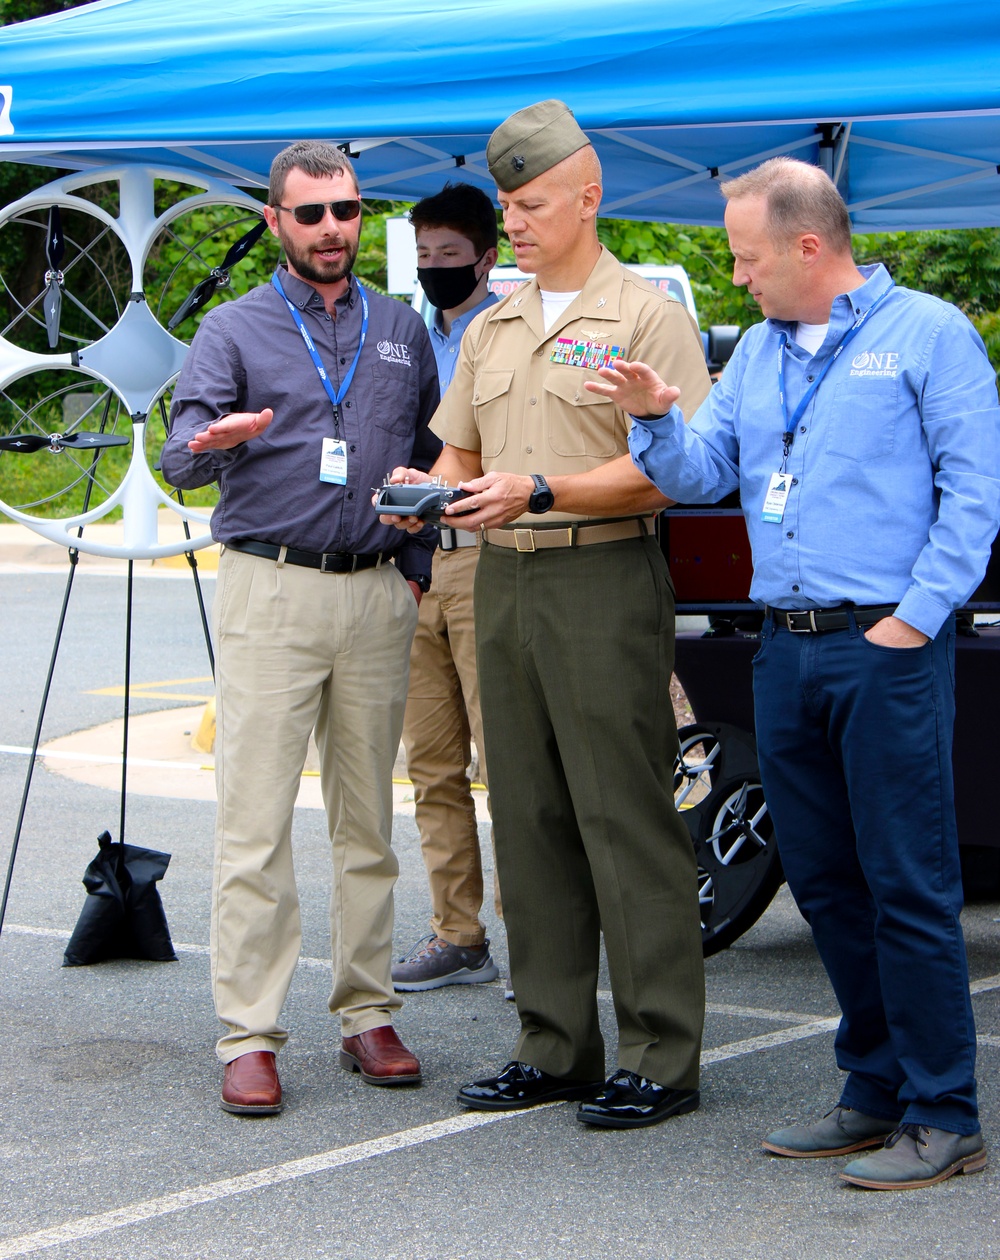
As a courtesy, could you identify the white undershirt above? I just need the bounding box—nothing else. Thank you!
[540,289,581,332]
[794,321,829,355]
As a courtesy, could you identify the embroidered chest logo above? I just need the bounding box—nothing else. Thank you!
[550,338,624,370]
[377,339,412,367]
[849,350,900,378]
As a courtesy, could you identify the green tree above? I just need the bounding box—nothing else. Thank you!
[855,229,1000,367]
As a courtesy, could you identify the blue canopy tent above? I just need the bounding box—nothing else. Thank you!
[1,0,999,229]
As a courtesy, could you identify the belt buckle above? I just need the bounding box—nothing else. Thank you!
[513,528,536,553]
[319,552,346,573]
[787,610,818,633]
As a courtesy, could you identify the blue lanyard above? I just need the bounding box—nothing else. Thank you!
[777,284,892,466]
[272,270,369,435]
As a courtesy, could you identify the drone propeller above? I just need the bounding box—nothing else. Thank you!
[0,431,130,453]
[42,206,66,350]
[167,217,268,332]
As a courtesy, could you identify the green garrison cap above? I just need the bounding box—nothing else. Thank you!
[487,99,590,192]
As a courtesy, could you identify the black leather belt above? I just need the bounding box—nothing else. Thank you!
[766,603,898,633]
[227,538,384,574]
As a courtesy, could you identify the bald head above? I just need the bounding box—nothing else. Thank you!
[721,157,852,255]
[552,144,603,197]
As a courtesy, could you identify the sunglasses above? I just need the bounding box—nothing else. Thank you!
[274,199,362,226]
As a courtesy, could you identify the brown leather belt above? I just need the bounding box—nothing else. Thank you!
[766,603,898,633]
[482,516,655,552]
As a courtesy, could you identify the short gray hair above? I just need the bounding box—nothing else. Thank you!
[721,157,852,254]
[268,140,359,205]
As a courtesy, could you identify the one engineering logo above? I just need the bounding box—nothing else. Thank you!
[377,339,412,367]
[850,350,900,378]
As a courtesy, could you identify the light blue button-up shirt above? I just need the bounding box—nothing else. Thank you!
[428,291,499,392]
[629,264,1000,638]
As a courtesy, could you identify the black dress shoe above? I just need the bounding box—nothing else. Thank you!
[576,1068,700,1129]
[457,1060,601,1111]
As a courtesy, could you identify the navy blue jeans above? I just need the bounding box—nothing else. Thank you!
[753,612,979,1134]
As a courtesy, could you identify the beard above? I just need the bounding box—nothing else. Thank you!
[279,228,359,286]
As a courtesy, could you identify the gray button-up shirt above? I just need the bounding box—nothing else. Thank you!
[162,267,441,579]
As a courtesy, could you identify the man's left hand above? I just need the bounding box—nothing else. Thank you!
[864,616,929,648]
[406,580,423,607]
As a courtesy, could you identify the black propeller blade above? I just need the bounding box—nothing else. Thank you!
[58,431,130,450]
[42,206,66,350]
[0,431,130,453]
[167,217,268,332]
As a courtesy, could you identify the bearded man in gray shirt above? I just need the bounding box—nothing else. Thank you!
[162,140,441,1115]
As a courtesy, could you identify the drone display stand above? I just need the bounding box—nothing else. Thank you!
[0,164,275,939]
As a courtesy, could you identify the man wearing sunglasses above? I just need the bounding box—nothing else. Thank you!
[163,140,441,1115]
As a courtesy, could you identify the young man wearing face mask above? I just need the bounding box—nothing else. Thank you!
[391,184,503,992]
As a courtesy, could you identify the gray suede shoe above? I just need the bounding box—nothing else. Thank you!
[762,1106,898,1158]
[840,1123,987,1189]
[391,933,499,991]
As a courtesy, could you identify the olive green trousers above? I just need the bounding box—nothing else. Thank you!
[475,534,705,1087]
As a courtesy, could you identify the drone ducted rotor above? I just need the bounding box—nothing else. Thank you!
[166,217,268,331]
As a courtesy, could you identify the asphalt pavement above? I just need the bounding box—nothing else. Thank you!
[0,541,997,1260]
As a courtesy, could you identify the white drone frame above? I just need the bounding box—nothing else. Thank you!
[0,164,267,558]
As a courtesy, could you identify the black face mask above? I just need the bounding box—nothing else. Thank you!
[418,252,486,311]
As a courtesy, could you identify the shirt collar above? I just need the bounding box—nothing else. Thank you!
[273,265,359,311]
[430,291,499,342]
[767,263,895,338]
[492,245,625,324]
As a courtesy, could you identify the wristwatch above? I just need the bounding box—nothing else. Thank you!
[407,574,431,593]
[528,474,555,514]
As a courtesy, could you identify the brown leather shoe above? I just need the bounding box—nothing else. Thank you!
[221,1050,283,1115]
[340,1025,422,1085]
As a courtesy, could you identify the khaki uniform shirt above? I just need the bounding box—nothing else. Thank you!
[431,245,712,522]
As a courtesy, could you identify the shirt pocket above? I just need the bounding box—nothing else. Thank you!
[825,376,899,461]
[371,362,418,437]
[472,369,514,459]
[542,369,620,458]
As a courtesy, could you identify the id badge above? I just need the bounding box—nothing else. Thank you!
[319,437,348,485]
[761,470,791,523]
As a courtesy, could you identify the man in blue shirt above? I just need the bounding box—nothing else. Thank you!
[589,156,998,1189]
[392,184,503,991]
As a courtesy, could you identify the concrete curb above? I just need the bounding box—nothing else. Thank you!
[0,517,220,572]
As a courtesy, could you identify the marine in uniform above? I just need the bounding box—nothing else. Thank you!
[383,101,712,1129]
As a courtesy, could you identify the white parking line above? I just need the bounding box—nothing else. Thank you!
[0,1111,524,1260]
[1,926,998,1257]
[0,743,208,773]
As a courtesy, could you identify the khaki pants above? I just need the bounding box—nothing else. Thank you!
[401,544,500,947]
[211,547,418,1063]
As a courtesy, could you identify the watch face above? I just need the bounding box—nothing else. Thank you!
[530,487,555,513]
